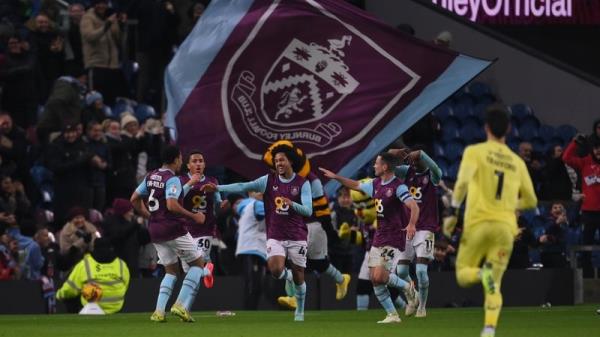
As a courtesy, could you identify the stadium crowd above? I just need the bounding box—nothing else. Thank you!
[0,0,599,312]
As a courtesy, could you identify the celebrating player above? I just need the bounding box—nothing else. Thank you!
[390,148,442,318]
[130,145,213,323]
[202,143,312,321]
[179,150,220,306]
[320,152,419,324]
[448,106,537,337]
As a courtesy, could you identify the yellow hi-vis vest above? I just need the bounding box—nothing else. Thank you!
[57,254,130,314]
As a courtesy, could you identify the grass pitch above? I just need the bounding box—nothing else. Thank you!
[0,305,597,337]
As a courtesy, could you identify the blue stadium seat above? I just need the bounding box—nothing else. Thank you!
[508,124,520,140]
[452,101,474,121]
[556,124,578,144]
[520,210,537,227]
[433,142,445,158]
[538,125,556,143]
[435,157,449,177]
[445,162,460,181]
[441,119,461,142]
[460,122,486,144]
[113,97,136,118]
[531,137,546,154]
[463,115,483,127]
[566,227,581,246]
[518,124,539,141]
[135,104,157,123]
[444,140,465,162]
[466,82,493,98]
[509,103,533,124]
[432,103,453,122]
[507,140,520,153]
[520,115,541,130]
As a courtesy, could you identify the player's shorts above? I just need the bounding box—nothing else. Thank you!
[306,221,328,260]
[456,222,515,279]
[358,252,370,280]
[181,235,213,272]
[398,230,435,260]
[267,239,308,268]
[154,233,201,266]
[368,245,402,271]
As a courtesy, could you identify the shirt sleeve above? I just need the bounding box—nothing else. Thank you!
[135,177,148,196]
[562,140,585,171]
[290,181,313,216]
[310,177,324,198]
[421,151,442,185]
[218,175,268,194]
[358,179,374,198]
[254,200,265,221]
[452,146,477,208]
[165,177,182,200]
[396,184,413,203]
[182,184,192,196]
[395,165,409,179]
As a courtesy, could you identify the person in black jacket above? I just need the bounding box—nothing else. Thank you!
[103,119,137,204]
[102,198,144,277]
[85,121,111,211]
[44,124,93,229]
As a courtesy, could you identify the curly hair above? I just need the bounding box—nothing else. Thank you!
[270,144,304,173]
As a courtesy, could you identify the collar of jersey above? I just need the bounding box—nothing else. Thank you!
[380,175,397,186]
[278,173,296,183]
[159,168,175,174]
[187,172,206,182]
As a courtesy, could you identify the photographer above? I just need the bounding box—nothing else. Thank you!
[563,134,600,277]
[59,207,98,269]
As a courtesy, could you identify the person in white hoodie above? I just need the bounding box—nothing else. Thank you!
[235,192,266,310]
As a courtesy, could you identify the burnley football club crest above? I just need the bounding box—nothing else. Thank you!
[386,188,393,197]
[223,0,420,161]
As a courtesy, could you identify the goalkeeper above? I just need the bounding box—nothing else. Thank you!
[56,238,130,314]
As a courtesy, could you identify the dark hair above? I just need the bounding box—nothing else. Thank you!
[161,145,181,165]
[485,105,510,138]
[270,144,303,172]
[378,152,399,171]
[186,149,203,163]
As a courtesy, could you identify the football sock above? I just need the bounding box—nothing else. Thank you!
[156,274,177,313]
[373,285,397,315]
[325,264,344,284]
[294,282,307,316]
[416,263,429,310]
[176,266,204,310]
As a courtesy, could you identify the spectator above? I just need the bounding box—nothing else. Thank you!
[429,238,455,272]
[235,192,266,310]
[45,124,93,227]
[63,3,85,76]
[119,113,144,180]
[102,198,144,277]
[130,0,179,107]
[537,203,568,268]
[59,207,98,262]
[5,225,44,280]
[37,74,87,146]
[563,136,600,277]
[519,141,543,193]
[103,119,136,203]
[180,1,206,41]
[56,237,130,314]
[82,91,109,127]
[0,176,31,225]
[577,119,600,157]
[329,186,357,274]
[80,0,129,105]
[0,35,42,129]
[29,13,64,101]
[0,230,20,280]
[540,145,575,201]
[0,113,29,183]
[141,118,168,172]
[85,121,110,211]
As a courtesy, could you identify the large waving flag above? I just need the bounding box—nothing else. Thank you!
[166,0,492,194]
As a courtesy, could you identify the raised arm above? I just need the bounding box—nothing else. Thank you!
[318,167,361,191]
[217,175,268,194]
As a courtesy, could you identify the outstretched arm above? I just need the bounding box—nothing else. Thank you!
[319,167,361,191]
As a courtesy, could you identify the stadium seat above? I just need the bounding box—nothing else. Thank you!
[444,140,465,162]
[435,157,449,177]
[566,227,582,246]
[460,122,485,143]
[538,125,556,143]
[433,142,445,158]
[441,119,461,142]
[530,137,546,154]
[519,210,537,227]
[135,104,157,123]
[509,103,533,124]
[113,99,135,118]
[432,103,453,122]
[556,124,578,144]
[520,115,541,130]
[452,101,474,121]
[466,81,493,98]
[518,124,539,141]
[445,162,460,181]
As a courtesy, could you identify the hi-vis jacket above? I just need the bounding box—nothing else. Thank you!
[57,254,130,314]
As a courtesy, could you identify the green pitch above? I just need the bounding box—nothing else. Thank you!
[0,306,597,337]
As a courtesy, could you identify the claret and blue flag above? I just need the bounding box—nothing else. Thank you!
[165,0,492,193]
